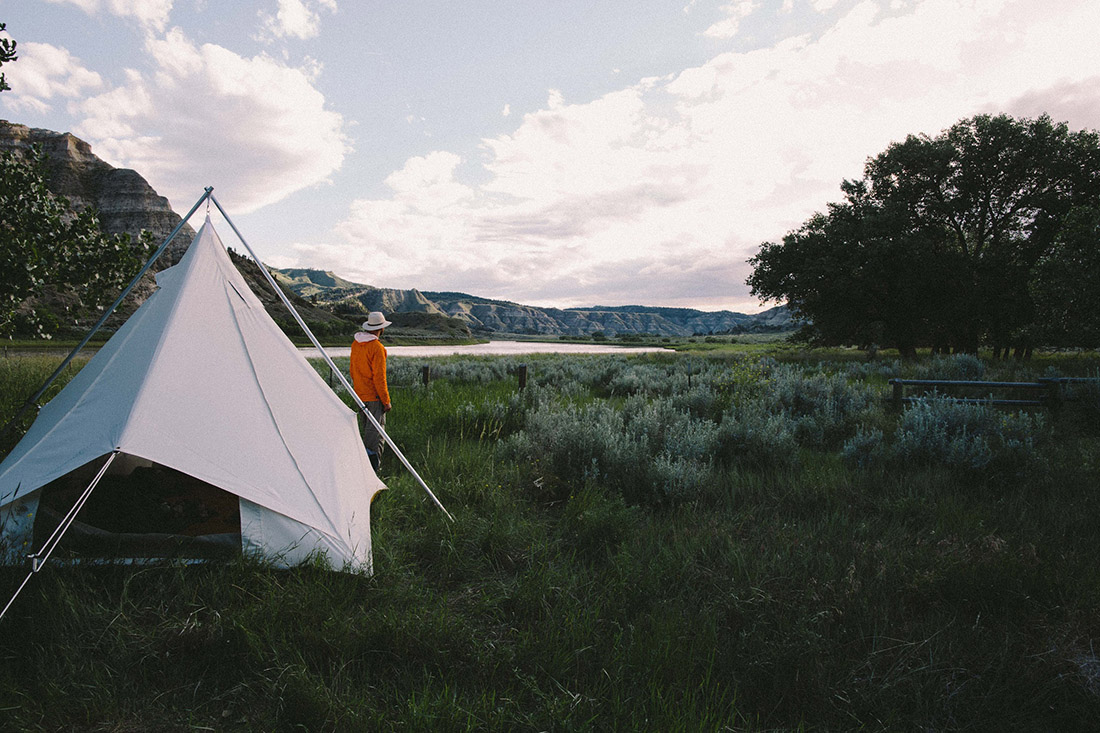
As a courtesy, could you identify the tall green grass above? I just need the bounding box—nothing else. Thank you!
[2,350,1100,730]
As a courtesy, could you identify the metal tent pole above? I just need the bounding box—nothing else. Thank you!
[0,188,214,443]
[208,194,454,522]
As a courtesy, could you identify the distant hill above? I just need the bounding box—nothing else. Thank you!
[275,269,796,338]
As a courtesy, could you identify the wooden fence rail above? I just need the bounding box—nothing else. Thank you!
[888,377,1099,409]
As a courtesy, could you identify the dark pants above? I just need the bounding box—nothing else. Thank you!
[358,401,386,471]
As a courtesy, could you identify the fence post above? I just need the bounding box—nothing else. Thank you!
[1040,377,1061,413]
[890,379,904,409]
[421,365,431,387]
[518,364,528,391]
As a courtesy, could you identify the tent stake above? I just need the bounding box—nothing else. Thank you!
[208,195,454,522]
[0,188,214,445]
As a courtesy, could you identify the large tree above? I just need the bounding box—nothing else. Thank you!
[748,114,1100,356]
[1030,204,1100,348]
[0,147,154,338]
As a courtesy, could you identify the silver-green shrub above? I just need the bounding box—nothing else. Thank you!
[500,401,645,500]
[762,366,879,449]
[648,453,713,503]
[714,402,799,471]
[840,427,886,469]
[621,397,718,464]
[914,353,986,381]
[844,396,1047,478]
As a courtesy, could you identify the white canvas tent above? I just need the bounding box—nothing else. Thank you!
[0,217,384,570]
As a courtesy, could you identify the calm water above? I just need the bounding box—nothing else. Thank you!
[299,340,672,359]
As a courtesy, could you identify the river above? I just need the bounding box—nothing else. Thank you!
[298,340,672,359]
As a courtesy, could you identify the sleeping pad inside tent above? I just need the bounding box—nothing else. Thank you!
[0,218,385,569]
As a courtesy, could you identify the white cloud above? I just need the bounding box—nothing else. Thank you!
[257,0,337,42]
[0,42,103,115]
[304,0,1100,312]
[703,1,759,40]
[44,0,173,32]
[71,27,348,213]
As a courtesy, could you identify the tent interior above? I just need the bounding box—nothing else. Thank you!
[31,453,243,561]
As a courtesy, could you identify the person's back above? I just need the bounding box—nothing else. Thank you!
[349,312,392,472]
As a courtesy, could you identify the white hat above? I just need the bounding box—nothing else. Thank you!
[362,311,392,331]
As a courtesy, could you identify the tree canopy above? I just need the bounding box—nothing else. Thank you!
[0,22,15,93]
[0,147,155,338]
[748,114,1100,357]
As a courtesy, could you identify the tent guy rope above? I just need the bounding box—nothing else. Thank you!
[0,452,118,622]
[208,193,455,523]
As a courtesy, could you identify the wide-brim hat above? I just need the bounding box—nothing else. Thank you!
[362,311,392,331]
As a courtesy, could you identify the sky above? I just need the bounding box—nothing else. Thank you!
[2,0,1099,313]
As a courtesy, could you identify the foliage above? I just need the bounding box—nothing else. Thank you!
[0,22,15,93]
[1031,205,1100,348]
[3,348,1100,730]
[844,395,1048,479]
[0,146,154,338]
[748,114,1100,355]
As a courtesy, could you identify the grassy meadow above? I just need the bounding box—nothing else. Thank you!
[2,345,1100,730]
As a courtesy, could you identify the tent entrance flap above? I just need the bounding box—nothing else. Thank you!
[32,454,242,561]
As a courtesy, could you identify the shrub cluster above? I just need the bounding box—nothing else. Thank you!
[487,353,1059,506]
[843,395,1048,479]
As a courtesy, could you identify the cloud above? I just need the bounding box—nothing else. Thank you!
[0,42,103,114]
[1001,76,1100,131]
[257,0,337,42]
[702,1,760,40]
[70,27,348,213]
[44,0,174,32]
[306,0,1100,312]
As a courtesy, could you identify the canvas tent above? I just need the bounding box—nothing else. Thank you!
[0,218,384,570]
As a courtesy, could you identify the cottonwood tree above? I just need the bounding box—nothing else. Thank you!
[0,22,15,92]
[748,114,1100,357]
[1030,204,1100,348]
[0,148,153,338]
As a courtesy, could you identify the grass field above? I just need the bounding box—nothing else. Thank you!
[2,345,1100,731]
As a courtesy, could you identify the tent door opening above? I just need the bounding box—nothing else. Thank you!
[33,454,242,561]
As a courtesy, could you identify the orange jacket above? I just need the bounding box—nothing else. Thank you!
[350,334,390,407]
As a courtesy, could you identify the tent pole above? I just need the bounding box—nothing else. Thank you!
[208,195,455,523]
[0,188,214,444]
[0,451,118,623]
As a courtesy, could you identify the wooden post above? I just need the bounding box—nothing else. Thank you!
[518,364,528,391]
[891,379,903,409]
[1040,377,1061,413]
[422,365,431,387]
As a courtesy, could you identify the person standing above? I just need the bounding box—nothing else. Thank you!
[350,311,392,472]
